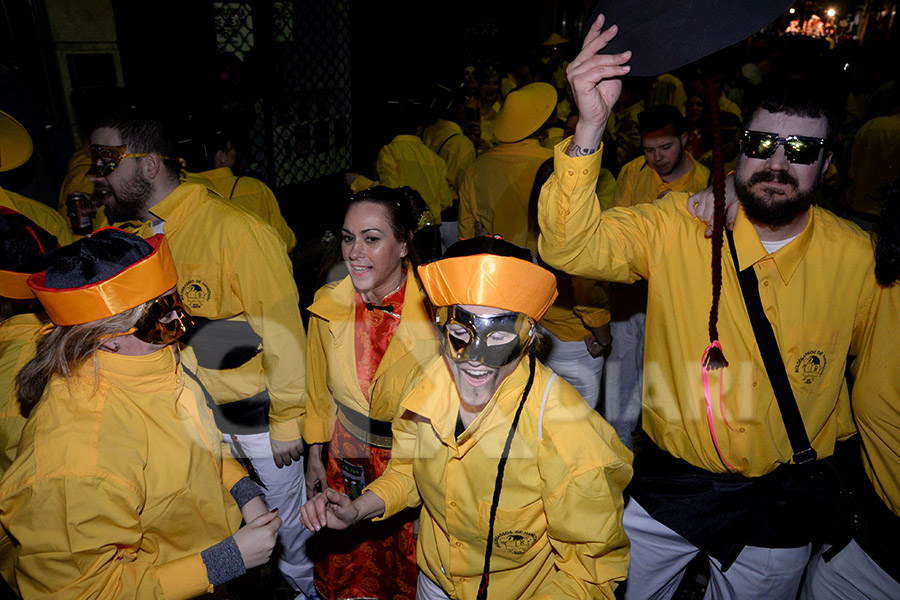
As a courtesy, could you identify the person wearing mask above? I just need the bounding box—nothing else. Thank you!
[0,228,280,598]
[302,236,632,600]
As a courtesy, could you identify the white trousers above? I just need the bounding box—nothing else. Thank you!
[622,498,810,600]
[602,311,645,449]
[799,540,900,600]
[416,571,451,600]
[542,330,604,410]
[225,432,315,595]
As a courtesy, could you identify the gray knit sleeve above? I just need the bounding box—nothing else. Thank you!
[201,536,246,586]
[230,476,264,509]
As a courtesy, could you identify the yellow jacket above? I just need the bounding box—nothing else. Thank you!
[852,282,900,516]
[538,141,877,476]
[612,153,710,208]
[0,187,73,246]
[122,182,307,442]
[199,167,297,252]
[458,139,553,251]
[304,271,439,443]
[366,357,632,600]
[374,135,454,225]
[0,347,245,599]
[0,314,43,477]
[422,120,476,201]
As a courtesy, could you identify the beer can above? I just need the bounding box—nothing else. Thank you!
[66,192,94,235]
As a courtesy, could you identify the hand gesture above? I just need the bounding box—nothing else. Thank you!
[566,14,631,152]
[233,509,282,569]
[687,174,739,238]
[300,488,359,532]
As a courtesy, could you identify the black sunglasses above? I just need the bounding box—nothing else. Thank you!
[742,130,827,165]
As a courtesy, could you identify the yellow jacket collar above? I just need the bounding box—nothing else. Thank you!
[309,268,434,355]
[732,203,814,285]
[91,344,182,401]
[402,354,533,454]
[149,182,206,235]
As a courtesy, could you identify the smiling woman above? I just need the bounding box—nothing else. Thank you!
[301,236,634,600]
[303,186,437,600]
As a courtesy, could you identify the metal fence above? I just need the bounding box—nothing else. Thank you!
[212,1,352,187]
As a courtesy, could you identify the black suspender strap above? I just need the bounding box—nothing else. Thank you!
[725,229,817,465]
[228,176,241,200]
[436,133,460,156]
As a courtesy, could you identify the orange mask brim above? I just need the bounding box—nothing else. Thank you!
[417,254,558,321]
[28,231,179,326]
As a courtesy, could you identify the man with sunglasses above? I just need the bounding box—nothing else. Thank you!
[536,16,878,600]
[84,108,315,597]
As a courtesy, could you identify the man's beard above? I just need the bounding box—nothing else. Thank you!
[735,169,818,227]
[96,170,151,224]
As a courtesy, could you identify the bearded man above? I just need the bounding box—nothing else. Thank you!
[537,17,876,600]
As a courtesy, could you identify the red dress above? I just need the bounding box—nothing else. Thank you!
[313,283,418,600]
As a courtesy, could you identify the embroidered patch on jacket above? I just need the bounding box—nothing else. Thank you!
[794,350,826,384]
[494,530,537,555]
[182,279,211,309]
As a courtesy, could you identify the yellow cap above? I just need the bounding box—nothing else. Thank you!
[418,253,557,321]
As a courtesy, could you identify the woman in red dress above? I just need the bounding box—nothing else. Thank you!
[304,186,439,599]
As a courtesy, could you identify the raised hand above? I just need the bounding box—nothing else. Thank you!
[566,14,631,156]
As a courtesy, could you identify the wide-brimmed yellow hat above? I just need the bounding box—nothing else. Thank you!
[493,82,558,143]
[542,33,569,46]
[0,110,33,173]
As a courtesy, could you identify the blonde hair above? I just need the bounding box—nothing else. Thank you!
[16,301,151,417]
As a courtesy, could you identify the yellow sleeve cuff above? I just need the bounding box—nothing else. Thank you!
[268,416,303,442]
[365,476,412,520]
[222,455,248,491]
[303,413,336,444]
[574,306,611,328]
[157,553,212,600]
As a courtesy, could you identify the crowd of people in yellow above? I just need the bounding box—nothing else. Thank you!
[0,3,898,600]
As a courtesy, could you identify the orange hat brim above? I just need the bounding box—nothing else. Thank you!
[418,254,558,321]
[28,232,178,326]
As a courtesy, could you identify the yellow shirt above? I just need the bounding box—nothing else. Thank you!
[0,314,43,477]
[366,357,632,600]
[376,135,454,224]
[0,348,244,599]
[122,182,307,441]
[538,141,877,476]
[304,271,439,443]
[422,120,476,202]
[0,188,73,246]
[852,282,900,516]
[200,167,297,252]
[612,153,710,208]
[458,139,553,250]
